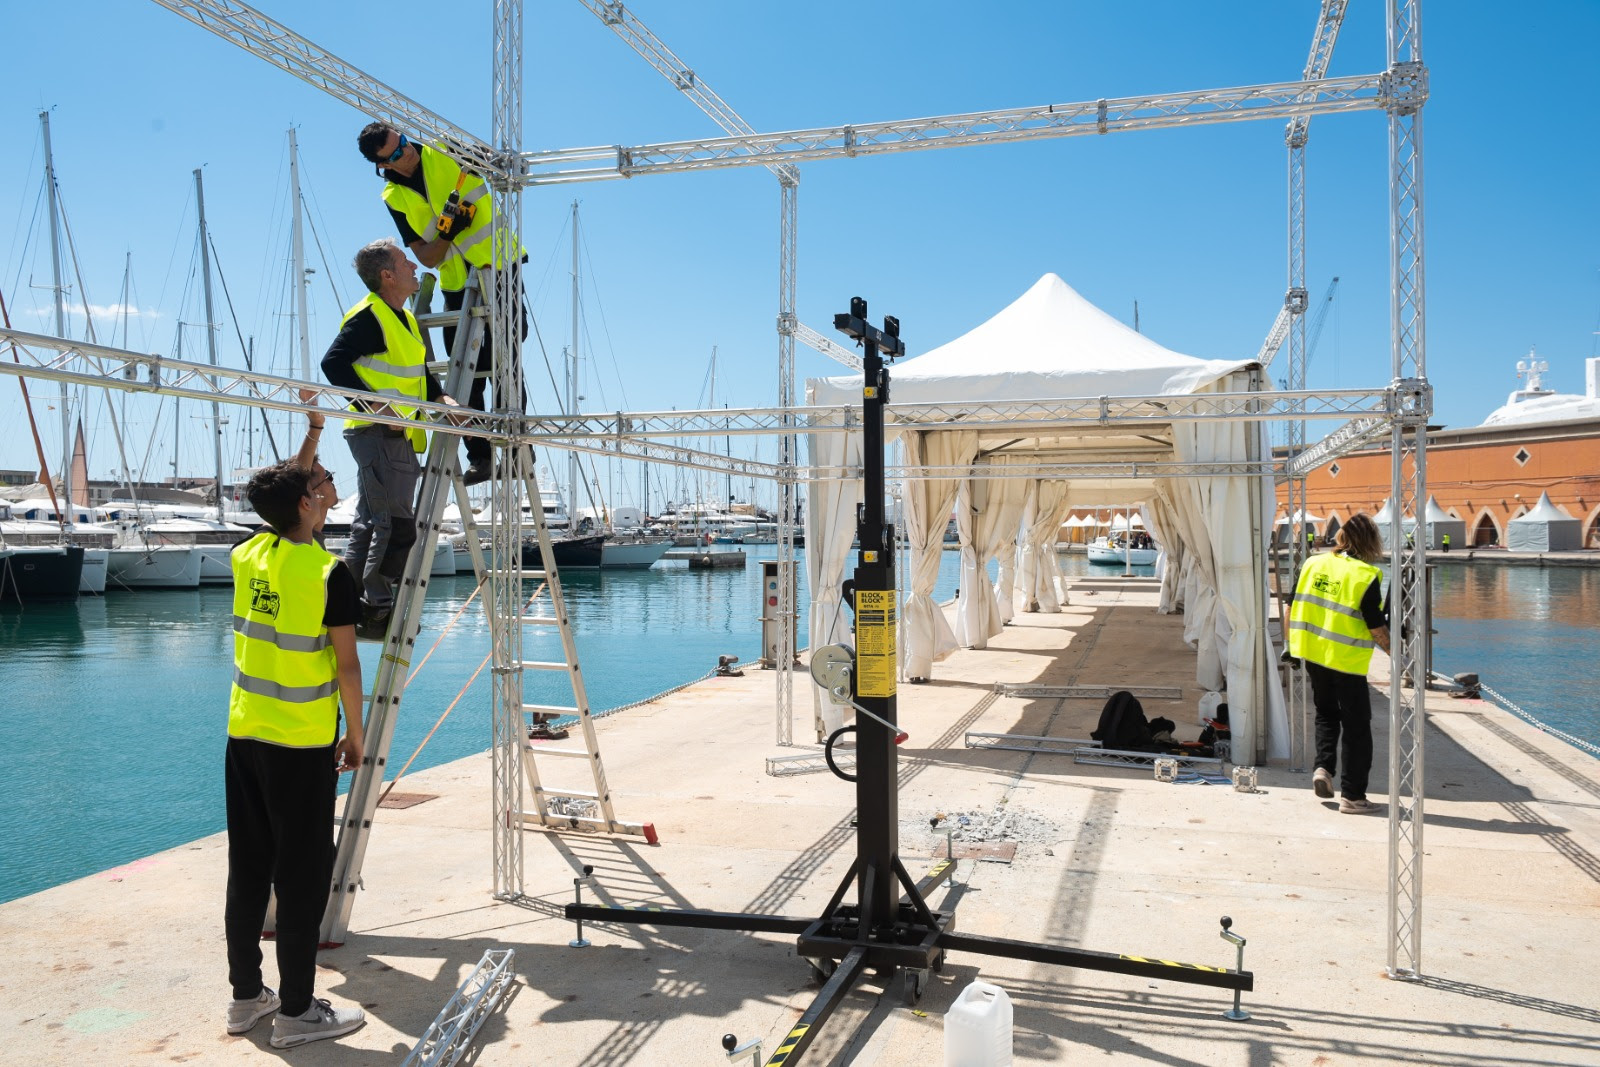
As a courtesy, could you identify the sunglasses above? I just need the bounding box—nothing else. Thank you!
[373,134,407,173]
[312,469,336,491]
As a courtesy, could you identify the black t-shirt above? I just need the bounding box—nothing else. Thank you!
[1357,575,1389,632]
[325,559,361,628]
[320,304,444,402]
[383,164,431,246]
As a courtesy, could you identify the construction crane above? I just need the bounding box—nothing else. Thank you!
[1277,277,1340,389]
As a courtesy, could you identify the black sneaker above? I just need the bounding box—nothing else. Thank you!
[355,608,391,642]
[462,463,494,486]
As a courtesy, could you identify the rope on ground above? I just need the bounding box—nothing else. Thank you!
[1478,683,1600,760]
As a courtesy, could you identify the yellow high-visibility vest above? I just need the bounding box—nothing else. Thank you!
[341,292,429,453]
[380,144,521,292]
[229,531,341,747]
[1288,552,1383,675]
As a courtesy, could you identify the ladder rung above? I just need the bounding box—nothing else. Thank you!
[522,704,579,716]
[526,746,593,759]
[485,570,548,581]
[519,660,571,671]
[533,788,600,800]
[521,615,564,626]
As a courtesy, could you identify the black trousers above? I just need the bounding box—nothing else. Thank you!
[1308,660,1374,801]
[443,277,528,468]
[225,736,336,1018]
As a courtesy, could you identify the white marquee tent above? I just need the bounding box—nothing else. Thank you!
[1505,492,1581,551]
[805,274,1288,761]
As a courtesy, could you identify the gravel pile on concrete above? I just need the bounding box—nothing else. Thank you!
[903,805,1064,852]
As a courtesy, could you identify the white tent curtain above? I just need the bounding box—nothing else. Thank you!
[1162,372,1283,761]
[1144,494,1184,614]
[954,460,1030,647]
[900,429,978,680]
[804,413,862,738]
[1019,480,1072,612]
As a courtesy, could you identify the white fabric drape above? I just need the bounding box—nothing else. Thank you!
[955,461,1030,647]
[804,412,862,739]
[1019,480,1071,612]
[900,429,977,680]
[1163,372,1284,761]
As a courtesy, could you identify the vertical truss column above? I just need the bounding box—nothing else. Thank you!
[1284,129,1310,766]
[1383,0,1430,980]
[489,0,527,900]
[776,176,799,744]
[1281,0,1346,772]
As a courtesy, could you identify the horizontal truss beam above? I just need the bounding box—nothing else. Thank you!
[1,328,1377,483]
[521,73,1386,184]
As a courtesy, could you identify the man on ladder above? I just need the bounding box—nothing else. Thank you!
[321,238,462,638]
[356,121,526,485]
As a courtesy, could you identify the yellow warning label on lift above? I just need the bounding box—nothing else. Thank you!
[855,589,897,697]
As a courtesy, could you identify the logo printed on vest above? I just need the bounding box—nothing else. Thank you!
[249,578,280,618]
[1310,573,1341,597]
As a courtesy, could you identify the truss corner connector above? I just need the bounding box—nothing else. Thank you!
[1285,287,1309,315]
[1389,377,1433,425]
[777,312,797,335]
[1378,61,1429,115]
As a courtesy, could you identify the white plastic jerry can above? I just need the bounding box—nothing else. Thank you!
[944,979,1013,1066]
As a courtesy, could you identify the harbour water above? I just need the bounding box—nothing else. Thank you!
[0,551,1593,905]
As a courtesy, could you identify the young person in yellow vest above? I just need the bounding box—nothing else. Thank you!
[224,406,367,1048]
[1287,512,1392,815]
[322,238,462,638]
[357,122,527,486]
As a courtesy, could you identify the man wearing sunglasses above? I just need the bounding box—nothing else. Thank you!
[224,402,367,1048]
[356,122,526,487]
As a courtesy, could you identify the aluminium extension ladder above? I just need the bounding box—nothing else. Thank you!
[319,270,651,946]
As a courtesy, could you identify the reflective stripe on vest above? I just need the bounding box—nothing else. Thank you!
[1287,552,1383,675]
[340,292,429,453]
[228,531,341,748]
[379,144,518,291]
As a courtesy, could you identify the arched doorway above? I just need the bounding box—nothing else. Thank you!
[1324,513,1343,545]
[1472,510,1500,547]
[1585,506,1600,549]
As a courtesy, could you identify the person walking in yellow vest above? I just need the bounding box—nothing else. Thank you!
[322,239,461,637]
[357,123,527,485]
[224,406,368,1048]
[1288,512,1392,815]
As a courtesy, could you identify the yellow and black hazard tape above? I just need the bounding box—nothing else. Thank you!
[1118,954,1230,974]
[925,859,952,882]
[765,1023,810,1066]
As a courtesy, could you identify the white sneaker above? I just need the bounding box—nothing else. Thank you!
[269,997,367,1048]
[225,986,280,1035]
[1312,767,1334,799]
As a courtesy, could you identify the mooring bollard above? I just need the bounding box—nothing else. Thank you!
[722,1032,763,1065]
[570,865,595,948]
[1219,916,1249,1021]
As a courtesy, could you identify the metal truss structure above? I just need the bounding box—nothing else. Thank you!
[0,0,1430,992]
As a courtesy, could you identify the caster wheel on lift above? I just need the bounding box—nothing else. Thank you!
[806,956,837,984]
[901,967,928,1004]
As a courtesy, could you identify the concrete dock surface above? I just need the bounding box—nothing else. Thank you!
[4,576,1598,1065]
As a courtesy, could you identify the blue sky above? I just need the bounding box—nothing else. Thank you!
[2,1,1597,511]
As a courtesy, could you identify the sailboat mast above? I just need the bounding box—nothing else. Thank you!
[194,169,227,516]
[568,199,580,524]
[289,128,313,381]
[40,112,72,513]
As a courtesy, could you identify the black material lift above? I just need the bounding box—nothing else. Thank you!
[567,298,1254,1065]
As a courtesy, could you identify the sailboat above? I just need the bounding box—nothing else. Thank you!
[556,201,669,570]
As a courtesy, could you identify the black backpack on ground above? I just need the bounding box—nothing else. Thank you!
[1092,690,1151,750]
